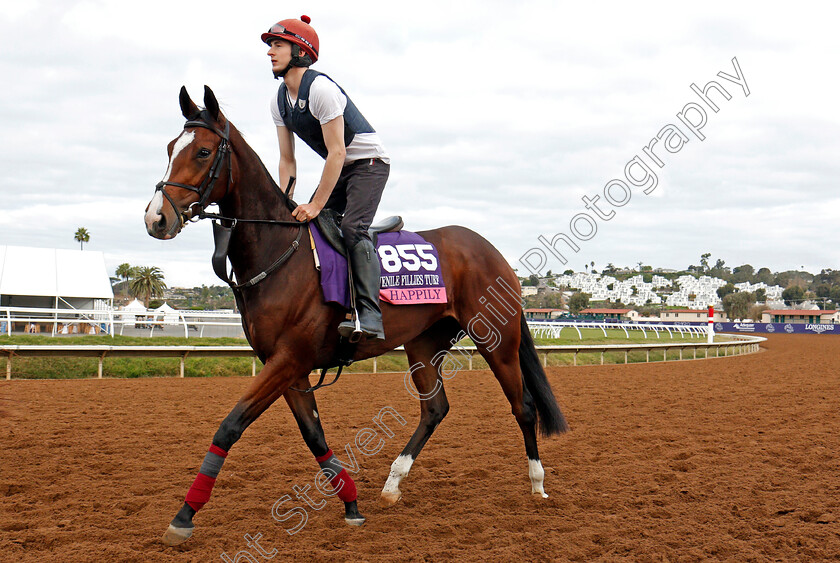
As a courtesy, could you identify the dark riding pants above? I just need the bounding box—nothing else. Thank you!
[323,158,390,248]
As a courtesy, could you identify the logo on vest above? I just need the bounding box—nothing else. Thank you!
[298,99,307,110]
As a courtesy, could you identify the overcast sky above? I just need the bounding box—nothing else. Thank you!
[2,1,837,287]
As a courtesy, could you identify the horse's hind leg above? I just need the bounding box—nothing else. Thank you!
[381,317,461,506]
[283,378,365,526]
[471,314,567,499]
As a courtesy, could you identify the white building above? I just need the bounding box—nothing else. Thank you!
[0,245,113,310]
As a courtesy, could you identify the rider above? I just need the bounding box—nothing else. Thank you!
[262,15,389,341]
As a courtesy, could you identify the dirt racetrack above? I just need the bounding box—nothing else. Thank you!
[1,333,838,562]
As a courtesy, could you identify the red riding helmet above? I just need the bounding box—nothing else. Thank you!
[261,15,320,63]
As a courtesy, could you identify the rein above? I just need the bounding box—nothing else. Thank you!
[158,114,307,291]
[160,113,350,394]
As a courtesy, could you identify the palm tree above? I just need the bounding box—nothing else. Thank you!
[116,263,132,281]
[74,227,90,250]
[115,263,133,296]
[129,266,167,307]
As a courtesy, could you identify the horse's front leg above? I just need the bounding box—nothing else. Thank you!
[161,356,301,547]
[284,377,365,526]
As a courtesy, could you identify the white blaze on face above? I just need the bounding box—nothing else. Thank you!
[145,131,196,228]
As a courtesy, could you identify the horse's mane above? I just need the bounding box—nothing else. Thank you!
[226,119,296,211]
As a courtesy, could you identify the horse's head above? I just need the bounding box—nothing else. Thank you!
[145,86,233,240]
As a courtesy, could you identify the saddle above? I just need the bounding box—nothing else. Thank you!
[293,210,403,394]
[315,209,403,256]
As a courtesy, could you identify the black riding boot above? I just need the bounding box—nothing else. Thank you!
[338,239,385,340]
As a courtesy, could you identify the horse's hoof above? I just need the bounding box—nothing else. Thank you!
[344,515,366,526]
[380,490,402,507]
[161,524,194,546]
[533,491,549,499]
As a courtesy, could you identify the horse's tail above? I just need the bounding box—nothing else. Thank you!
[519,315,570,436]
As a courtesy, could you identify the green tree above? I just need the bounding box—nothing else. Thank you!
[521,274,540,287]
[748,303,769,321]
[568,292,590,314]
[732,264,755,283]
[74,227,90,250]
[523,291,565,309]
[755,267,774,285]
[115,263,132,294]
[815,284,832,298]
[722,292,755,320]
[129,266,167,307]
[717,283,736,299]
[754,288,766,303]
[700,253,711,272]
[710,258,730,278]
[782,285,805,306]
[817,268,840,287]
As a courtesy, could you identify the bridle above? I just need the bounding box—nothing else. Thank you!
[152,106,349,393]
[155,112,306,291]
[155,113,233,227]
[156,111,353,394]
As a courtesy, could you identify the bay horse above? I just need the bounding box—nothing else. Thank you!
[146,86,569,546]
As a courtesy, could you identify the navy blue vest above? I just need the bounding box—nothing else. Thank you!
[277,70,375,159]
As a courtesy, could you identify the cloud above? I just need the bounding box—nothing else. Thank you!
[1,1,838,288]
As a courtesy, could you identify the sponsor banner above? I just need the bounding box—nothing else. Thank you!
[715,322,838,334]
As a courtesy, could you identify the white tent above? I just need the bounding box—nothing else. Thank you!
[154,302,180,325]
[121,298,147,328]
[0,245,113,309]
[123,299,146,312]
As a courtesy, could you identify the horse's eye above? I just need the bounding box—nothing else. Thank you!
[197,148,212,158]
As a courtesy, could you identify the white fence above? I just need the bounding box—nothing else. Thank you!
[0,306,243,338]
[1,308,712,341]
[528,321,709,340]
[2,335,765,380]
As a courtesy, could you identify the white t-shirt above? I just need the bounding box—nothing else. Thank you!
[271,75,390,165]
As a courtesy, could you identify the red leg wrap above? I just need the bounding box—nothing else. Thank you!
[184,445,228,511]
[185,472,216,511]
[331,468,357,503]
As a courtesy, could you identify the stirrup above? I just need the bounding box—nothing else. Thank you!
[338,316,365,343]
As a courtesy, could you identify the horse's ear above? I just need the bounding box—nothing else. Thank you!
[179,86,200,120]
[204,85,220,121]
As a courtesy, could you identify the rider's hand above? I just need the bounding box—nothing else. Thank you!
[293,202,323,222]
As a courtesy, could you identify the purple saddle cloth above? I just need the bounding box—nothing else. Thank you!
[308,224,448,309]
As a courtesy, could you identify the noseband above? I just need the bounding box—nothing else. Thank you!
[155,114,233,225]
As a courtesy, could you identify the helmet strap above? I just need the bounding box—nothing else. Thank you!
[273,44,312,79]
[273,62,293,79]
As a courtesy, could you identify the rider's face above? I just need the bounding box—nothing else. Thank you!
[267,39,292,74]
